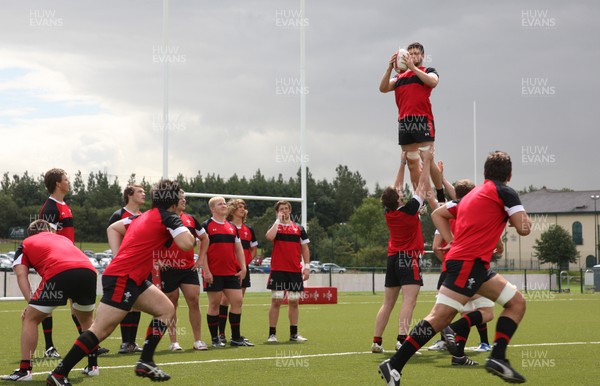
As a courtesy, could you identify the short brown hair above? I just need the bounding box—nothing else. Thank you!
[123,184,144,205]
[274,200,291,212]
[454,179,476,199]
[44,168,66,194]
[150,179,181,210]
[381,187,400,211]
[484,151,512,182]
[407,42,424,54]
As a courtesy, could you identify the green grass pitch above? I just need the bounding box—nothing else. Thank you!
[1,290,599,385]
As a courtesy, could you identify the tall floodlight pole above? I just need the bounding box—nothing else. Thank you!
[473,101,477,184]
[300,0,307,228]
[592,194,599,265]
[162,0,169,179]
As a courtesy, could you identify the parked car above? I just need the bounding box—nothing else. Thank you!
[309,261,322,273]
[89,257,103,271]
[6,251,15,261]
[0,257,13,272]
[321,263,346,273]
[98,257,112,267]
[248,262,270,274]
[94,253,112,262]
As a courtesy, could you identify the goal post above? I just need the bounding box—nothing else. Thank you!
[184,192,306,228]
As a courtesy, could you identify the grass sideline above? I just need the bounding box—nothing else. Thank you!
[1,291,599,385]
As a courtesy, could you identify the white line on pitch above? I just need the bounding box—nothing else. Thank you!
[29,340,600,376]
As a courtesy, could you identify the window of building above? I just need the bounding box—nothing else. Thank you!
[572,221,583,245]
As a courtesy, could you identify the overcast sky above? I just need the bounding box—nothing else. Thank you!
[1,1,598,195]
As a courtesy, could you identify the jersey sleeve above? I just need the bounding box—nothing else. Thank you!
[300,226,310,245]
[426,67,438,78]
[161,211,189,239]
[12,244,27,268]
[398,195,423,216]
[107,209,122,226]
[40,201,60,231]
[191,216,206,237]
[232,222,241,243]
[249,226,258,248]
[497,185,525,216]
[446,199,460,218]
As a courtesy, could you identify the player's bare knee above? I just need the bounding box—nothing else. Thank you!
[480,307,494,323]
[506,291,526,313]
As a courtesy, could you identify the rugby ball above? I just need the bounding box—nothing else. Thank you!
[394,48,408,73]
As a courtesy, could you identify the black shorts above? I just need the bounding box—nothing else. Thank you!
[442,259,497,297]
[436,271,448,290]
[204,275,241,292]
[385,253,423,287]
[398,117,435,145]
[267,271,304,292]
[241,266,251,289]
[101,275,152,311]
[160,267,200,293]
[30,268,97,308]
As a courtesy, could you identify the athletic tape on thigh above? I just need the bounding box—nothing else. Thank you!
[72,303,95,312]
[406,151,420,160]
[271,290,285,299]
[418,145,431,152]
[471,296,495,309]
[462,300,475,313]
[287,291,302,301]
[29,304,56,314]
[435,293,464,312]
[496,282,518,306]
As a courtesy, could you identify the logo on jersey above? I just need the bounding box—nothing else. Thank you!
[466,278,476,290]
[123,291,132,303]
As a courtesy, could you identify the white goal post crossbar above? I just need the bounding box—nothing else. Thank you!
[184,192,306,227]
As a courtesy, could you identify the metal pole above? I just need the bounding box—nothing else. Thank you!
[473,101,477,184]
[591,195,599,265]
[299,0,307,229]
[162,0,169,179]
[372,268,376,295]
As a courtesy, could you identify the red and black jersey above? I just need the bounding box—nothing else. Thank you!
[236,223,258,266]
[271,222,309,273]
[159,212,205,270]
[385,195,425,256]
[202,217,241,276]
[103,208,189,285]
[445,180,524,266]
[40,197,74,243]
[394,66,438,136]
[13,232,95,280]
[108,207,140,225]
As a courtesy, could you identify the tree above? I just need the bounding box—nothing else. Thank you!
[0,193,19,237]
[70,170,87,206]
[532,224,580,270]
[348,197,388,249]
[332,165,368,224]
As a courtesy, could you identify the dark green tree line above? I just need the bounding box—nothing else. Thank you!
[0,168,440,268]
